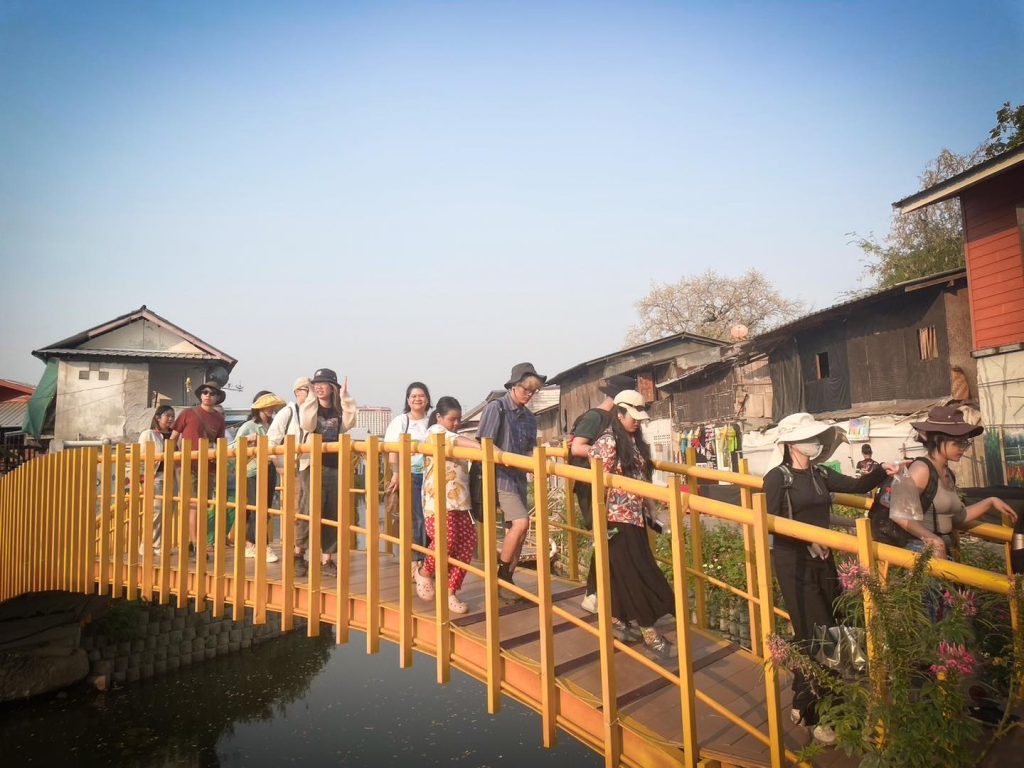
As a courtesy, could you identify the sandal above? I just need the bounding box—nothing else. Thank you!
[448,593,469,614]
[414,566,435,601]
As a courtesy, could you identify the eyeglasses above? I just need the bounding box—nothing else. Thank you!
[515,385,539,396]
[951,438,973,449]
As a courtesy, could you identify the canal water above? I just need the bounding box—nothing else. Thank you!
[1,628,602,767]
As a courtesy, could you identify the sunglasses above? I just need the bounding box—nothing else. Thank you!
[199,389,217,396]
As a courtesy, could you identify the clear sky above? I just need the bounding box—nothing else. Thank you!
[2,1,1021,413]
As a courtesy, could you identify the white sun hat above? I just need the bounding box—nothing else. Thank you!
[767,412,848,468]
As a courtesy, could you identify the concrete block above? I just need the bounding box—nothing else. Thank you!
[180,652,192,667]
[112,670,126,684]
[229,629,242,643]
[156,634,169,648]
[146,623,160,637]
[154,660,167,675]
[117,641,131,655]
[183,628,197,642]
[167,657,180,671]
[114,657,129,673]
[169,630,183,644]
[171,617,185,631]
[141,651,155,666]
[160,620,172,633]
[196,625,209,638]
[192,651,204,664]
[88,649,101,663]
[241,637,252,649]
[217,634,228,647]
[193,638,205,653]
[154,647,167,661]
[128,653,141,669]
[140,664,154,679]
[145,636,157,650]
[205,637,217,650]
[204,648,216,660]
[165,644,179,658]
[126,667,140,683]
[81,636,94,652]
[228,641,241,652]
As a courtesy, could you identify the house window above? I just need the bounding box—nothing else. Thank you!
[815,352,830,379]
[78,370,90,380]
[918,326,939,360]
[98,371,110,381]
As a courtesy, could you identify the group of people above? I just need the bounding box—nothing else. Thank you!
[763,407,1018,746]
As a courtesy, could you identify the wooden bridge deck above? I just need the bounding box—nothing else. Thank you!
[121,544,859,768]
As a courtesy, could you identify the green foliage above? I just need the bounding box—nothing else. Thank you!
[985,101,1024,158]
[95,599,148,642]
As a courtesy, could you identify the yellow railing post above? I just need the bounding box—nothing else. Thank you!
[738,457,762,657]
[83,447,98,595]
[533,445,558,748]
[306,434,323,636]
[195,438,211,610]
[382,456,396,557]
[565,448,580,582]
[855,518,885,703]
[397,433,413,667]
[211,437,228,616]
[752,492,784,768]
[254,436,269,624]
[112,444,126,599]
[431,432,451,685]
[232,438,247,621]
[481,438,502,714]
[141,440,156,599]
[590,458,621,768]
[337,433,354,644]
[669,475,699,768]
[365,435,381,654]
[280,434,297,632]
[125,443,140,600]
[177,439,193,609]
[158,438,175,605]
[1002,510,1021,657]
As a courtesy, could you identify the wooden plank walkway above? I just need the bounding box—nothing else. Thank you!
[110,544,863,768]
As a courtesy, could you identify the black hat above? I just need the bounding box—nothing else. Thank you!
[504,362,547,390]
[193,381,226,405]
[599,374,636,398]
[861,444,873,455]
[311,368,339,386]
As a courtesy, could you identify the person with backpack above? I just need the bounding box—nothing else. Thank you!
[267,377,311,575]
[763,412,891,746]
[232,391,286,564]
[893,406,1016,561]
[567,374,636,614]
[383,382,432,575]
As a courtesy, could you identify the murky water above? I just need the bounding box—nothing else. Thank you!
[0,628,602,767]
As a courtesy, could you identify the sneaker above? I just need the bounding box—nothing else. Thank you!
[611,617,642,644]
[414,565,435,601]
[448,593,469,614]
[265,546,279,564]
[293,555,308,578]
[580,593,597,614]
[244,542,258,559]
[641,627,678,660]
[321,560,337,579]
[790,708,803,725]
[812,724,836,746]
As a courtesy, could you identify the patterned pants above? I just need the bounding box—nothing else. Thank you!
[422,510,477,593]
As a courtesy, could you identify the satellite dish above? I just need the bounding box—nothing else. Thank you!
[207,366,230,386]
[730,324,749,341]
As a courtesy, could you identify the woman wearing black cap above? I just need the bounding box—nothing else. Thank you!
[896,406,1016,560]
[299,368,357,578]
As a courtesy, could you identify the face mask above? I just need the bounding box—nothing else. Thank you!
[792,441,823,460]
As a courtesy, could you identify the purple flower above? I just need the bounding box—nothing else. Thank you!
[931,642,976,678]
[837,561,870,592]
[941,588,978,617]
[766,634,792,666]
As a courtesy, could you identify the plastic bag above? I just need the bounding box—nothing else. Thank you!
[888,466,924,521]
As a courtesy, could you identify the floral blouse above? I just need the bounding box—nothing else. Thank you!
[421,424,472,518]
[590,430,647,528]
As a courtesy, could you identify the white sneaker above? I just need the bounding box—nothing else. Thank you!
[265,546,279,563]
[244,542,257,559]
[812,724,836,745]
[790,708,802,725]
[580,593,597,614]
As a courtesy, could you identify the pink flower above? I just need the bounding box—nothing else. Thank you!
[837,561,870,592]
[766,634,792,666]
[930,642,976,678]
[941,588,978,617]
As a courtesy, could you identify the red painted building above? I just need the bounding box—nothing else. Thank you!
[896,146,1024,484]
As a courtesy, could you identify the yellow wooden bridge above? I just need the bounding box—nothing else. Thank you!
[0,434,1019,768]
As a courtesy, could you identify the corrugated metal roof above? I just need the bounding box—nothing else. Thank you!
[0,398,28,429]
[38,348,218,360]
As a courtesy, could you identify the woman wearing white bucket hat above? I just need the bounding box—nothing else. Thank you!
[763,412,892,745]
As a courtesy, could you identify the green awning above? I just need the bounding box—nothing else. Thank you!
[23,360,58,438]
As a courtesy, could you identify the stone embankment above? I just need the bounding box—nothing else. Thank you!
[0,591,298,700]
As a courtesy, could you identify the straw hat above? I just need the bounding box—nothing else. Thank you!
[251,393,285,411]
[767,412,847,468]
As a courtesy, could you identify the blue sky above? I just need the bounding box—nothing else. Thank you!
[2,1,1022,412]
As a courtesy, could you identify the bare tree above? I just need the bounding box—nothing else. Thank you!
[626,269,806,345]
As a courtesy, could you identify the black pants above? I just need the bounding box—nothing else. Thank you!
[245,464,279,545]
[772,544,840,726]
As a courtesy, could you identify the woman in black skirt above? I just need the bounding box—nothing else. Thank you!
[589,390,676,660]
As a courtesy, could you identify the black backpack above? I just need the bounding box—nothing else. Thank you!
[567,408,615,468]
[776,463,830,520]
[867,457,945,547]
[468,399,506,522]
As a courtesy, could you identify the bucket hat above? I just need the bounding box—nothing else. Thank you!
[193,381,226,405]
[599,374,636,398]
[311,368,339,386]
[613,390,650,422]
[767,412,847,468]
[911,406,983,439]
[504,362,547,390]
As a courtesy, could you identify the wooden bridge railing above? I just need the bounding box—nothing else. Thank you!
[0,436,1020,768]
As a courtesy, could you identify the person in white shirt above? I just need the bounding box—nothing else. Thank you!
[383,382,432,573]
[268,377,311,576]
[138,405,174,556]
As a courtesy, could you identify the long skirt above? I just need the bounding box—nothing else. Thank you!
[608,522,675,628]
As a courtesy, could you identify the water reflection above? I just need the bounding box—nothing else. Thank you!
[1,627,601,767]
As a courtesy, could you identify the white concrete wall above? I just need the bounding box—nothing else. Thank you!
[54,361,151,443]
[978,350,1024,428]
[644,417,673,486]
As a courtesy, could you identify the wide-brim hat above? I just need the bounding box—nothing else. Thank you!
[613,389,650,422]
[193,381,226,405]
[767,412,847,468]
[599,374,636,398]
[911,406,983,438]
[504,362,547,390]
[251,393,286,411]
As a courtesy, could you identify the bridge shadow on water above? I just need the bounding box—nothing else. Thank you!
[0,626,601,767]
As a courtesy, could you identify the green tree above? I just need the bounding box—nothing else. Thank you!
[985,101,1024,158]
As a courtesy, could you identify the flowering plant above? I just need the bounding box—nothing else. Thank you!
[767,552,1024,768]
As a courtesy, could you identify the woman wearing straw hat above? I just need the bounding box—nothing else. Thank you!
[763,412,892,745]
[898,406,1016,561]
[232,391,286,564]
